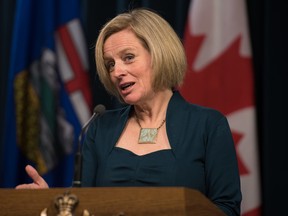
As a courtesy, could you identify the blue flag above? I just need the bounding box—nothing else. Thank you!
[1,0,92,188]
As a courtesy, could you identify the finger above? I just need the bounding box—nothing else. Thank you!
[15,183,36,189]
[25,165,47,187]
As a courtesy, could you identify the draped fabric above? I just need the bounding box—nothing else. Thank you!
[180,0,261,215]
[0,0,92,187]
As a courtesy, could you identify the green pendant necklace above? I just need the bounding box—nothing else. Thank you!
[135,117,166,144]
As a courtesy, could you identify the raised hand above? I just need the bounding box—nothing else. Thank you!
[15,165,49,189]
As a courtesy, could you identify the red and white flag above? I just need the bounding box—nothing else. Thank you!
[180,0,261,215]
[2,0,93,187]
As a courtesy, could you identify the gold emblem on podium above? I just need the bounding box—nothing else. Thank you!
[40,191,91,216]
[54,191,78,216]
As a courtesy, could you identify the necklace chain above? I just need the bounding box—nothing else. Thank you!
[135,117,166,130]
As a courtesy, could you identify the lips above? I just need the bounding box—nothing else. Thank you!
[119,82,135,90]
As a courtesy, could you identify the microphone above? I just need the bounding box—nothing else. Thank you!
[72,104,106,187]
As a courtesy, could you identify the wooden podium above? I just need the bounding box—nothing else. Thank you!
[0,187,225,215]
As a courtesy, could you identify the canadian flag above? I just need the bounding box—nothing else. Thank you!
[180,0,261,215]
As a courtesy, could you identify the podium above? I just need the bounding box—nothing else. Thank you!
[0,187,225,215]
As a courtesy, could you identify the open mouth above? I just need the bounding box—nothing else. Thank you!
[120,82,135,91]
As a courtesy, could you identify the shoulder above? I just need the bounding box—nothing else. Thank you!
[86,105,131,139]
[101,105,130,118]
[170,91,226,123]
[96,105,131,125]
[188,103,225,122]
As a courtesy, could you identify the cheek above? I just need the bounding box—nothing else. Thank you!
[109,75,118,89]
[142,67,153,83]
[137,62,152,77]
[109,73,116,83]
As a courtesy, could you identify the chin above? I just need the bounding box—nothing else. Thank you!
[121,96,139,105]
[123,99,136,105]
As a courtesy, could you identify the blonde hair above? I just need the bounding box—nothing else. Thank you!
[95,8,187,101]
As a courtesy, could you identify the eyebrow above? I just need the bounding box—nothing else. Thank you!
[103,47,136,59]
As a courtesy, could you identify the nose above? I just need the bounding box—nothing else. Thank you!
[112,61,127,78]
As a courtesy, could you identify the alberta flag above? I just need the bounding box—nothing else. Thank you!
[180,0,261,215]
[1,0,92,187]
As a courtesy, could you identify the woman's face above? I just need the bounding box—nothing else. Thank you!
[103,28,154,105]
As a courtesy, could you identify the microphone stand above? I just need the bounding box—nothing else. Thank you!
[72,104,105,187]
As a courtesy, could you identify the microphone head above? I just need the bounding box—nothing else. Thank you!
[94,104,106,115]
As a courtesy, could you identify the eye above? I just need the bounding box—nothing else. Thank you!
[124,54,134,62]
[105,61,115,72]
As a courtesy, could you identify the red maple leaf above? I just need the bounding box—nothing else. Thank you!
[180,23,253,176]
[180,25,255,116]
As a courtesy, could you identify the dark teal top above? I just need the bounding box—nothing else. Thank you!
[82,91,242,216]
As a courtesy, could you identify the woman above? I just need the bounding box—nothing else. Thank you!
[17,8,241,216]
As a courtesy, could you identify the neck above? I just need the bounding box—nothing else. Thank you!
[134,89,172,127]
